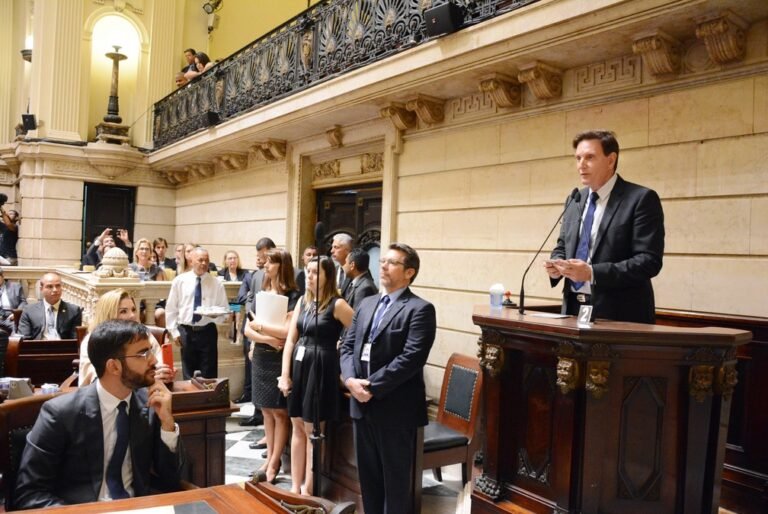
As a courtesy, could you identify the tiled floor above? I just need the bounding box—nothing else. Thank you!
[226,403,470,514]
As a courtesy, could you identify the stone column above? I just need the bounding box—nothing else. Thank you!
[0,0,14,144]
[28,0,83,141]
[142,0,178,148]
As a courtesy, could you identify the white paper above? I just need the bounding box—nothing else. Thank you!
[529,312,569,319]
[254,291,289,325]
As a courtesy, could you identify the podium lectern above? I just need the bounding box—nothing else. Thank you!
[471,306,751,514]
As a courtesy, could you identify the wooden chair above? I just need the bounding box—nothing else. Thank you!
[0,392,61,511]
[4,336,79,387]
[422,352,483,484]
[245,472,355,513]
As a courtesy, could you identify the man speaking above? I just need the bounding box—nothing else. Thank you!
[545,130,664,324]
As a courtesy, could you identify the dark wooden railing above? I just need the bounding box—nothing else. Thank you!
[151,0,539,150]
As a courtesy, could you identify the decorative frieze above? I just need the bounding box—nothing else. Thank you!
[212,154,248,171]
[380,103,417,130]
[478,73,521,108]
[185,163,214,179]
[361,153,383,174]
[632,30,680,76]
[313,160,340,179]
[449,91,496,120]
[574,56,642,93]
[695,10,748,65]
[405,94,445,125]
[517,61,562,100]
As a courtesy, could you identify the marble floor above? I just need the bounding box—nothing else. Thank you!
[225,402,470,514]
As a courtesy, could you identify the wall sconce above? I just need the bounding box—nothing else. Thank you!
[202,0,222,14]
[20,49,32,62]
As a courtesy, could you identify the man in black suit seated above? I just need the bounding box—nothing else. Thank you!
[153,237,177,271]
[18,272,82,340]
[0,266,27,318]
[14,320,186,509]
[342,248,378,310]
[340,243,436,514]
[546,130,665,323]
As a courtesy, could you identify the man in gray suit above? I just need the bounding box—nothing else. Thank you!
[0,267,27,318]
[18,272,82,339]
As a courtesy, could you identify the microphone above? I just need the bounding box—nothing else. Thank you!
[518,188,581,315]
[314,222,326,253]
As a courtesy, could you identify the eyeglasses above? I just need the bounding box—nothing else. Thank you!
[138,247,151,252]
[119,349,153,361]
[379,258,406,267]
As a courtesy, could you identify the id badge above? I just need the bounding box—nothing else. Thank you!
[361,343,372,362]
[295,345,306,362]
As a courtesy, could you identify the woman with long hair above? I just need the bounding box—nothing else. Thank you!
[130,238,164,280]
[218,250,247,281]
[245,248,300,483]
[78,288,172,385]
[278,256,353,495]
[175,243,188,274]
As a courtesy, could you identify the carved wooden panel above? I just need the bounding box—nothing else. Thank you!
[517,363,555,485]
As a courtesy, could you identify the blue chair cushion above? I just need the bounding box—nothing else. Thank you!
[423,421,469,452]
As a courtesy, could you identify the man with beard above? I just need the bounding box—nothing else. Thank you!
[14,320,186,509]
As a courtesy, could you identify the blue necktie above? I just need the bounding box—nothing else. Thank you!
[573,191,599,290]
[192,276,202,323]
[369,295,391,341]
[106,401,129,500]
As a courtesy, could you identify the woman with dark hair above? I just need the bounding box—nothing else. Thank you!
[278,256,353,495]
[245,248,300,482]
[184,51,213,80]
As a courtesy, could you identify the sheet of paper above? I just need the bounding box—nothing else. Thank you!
[255,290,289,325]
[528,312,569,319]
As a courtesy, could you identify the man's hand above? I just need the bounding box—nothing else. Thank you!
[147,380,175,432]
[97,227,112,244]
[154,362,175,383]
[552,258,592,282]
[544,259,561,279]
[173,335,183,348]
[116,229,131,245]
[345,377,372,403]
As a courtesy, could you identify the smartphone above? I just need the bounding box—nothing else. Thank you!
[246,311,254,321]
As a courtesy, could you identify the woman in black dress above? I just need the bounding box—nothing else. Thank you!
[278,256,353,495]
[245,248,300,482]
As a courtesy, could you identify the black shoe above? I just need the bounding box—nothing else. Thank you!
[261,450,268,459]
[249,441,267,450]
[239,414,263,427]
[234,393,251,404]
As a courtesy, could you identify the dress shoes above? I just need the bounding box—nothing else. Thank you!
[239,413,263,427]
[234,393,251,404]
[249,441,267,450]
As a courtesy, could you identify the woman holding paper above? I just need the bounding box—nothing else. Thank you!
[245,248,300,483]
[278,256,354,495]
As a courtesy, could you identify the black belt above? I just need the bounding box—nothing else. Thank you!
[180,323,213,332]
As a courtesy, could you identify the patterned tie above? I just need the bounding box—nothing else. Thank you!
[192,276,202,323]
[573,191,599,290]
[106,401,130,500]
[369,295,391,341]
[46,305,57,338]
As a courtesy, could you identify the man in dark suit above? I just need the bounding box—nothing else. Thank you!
[546,130,664,324]
[14,320,186,509]
[18,272,82,339]
[342,248,378,310]
[295,245,317,298]
[0,266,27,317]
[153,237,177,271]
[331,233,353,294]
[340,243,436,514]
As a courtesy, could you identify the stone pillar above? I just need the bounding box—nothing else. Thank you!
[28,0,83,141]
[142,0,178,148]
[0,0,14,144]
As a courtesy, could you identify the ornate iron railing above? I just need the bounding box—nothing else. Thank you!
[152,0,539,150]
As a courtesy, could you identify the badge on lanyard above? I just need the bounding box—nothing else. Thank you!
[361,343,372,362]
[295,345,306,362]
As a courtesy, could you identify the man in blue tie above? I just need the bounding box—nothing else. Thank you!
[340,243,436,514]
[546,130,665,323]
[14,320,186,509]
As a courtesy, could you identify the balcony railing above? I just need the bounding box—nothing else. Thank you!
[152,0,538,150]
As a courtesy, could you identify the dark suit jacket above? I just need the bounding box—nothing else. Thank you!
[14,385,186,509]
[550,174,664,323]
[339,288,436,428]
[344,271,378,310]
[1,281,27,311]
[217,267,247,282]
[18,300,83,340]
[161,257,177,271]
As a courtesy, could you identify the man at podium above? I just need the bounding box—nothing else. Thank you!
[545,130,665,323]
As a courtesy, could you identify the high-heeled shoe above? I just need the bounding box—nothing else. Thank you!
[266,463,281,484]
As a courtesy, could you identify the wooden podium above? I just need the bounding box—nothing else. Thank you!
[471,306,751,514]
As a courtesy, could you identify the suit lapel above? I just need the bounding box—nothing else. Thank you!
[371,289,410,339]
[57,302,68,336]
[592,175,626,256]
[82,386,105,499]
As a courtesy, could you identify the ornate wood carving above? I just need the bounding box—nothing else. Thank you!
[555,357,579,395]
[477,332,504,378]
[478,73,521,108]
[517,61,562,100]
[632,30,680,76]
[380,103,417,130]
[405,94,445,125]
[689,365,715,403]
[585,361,610,399]
[326,125,343,148]
[717,364,738,402]
[695,10,748,65]
[475,474,502,501]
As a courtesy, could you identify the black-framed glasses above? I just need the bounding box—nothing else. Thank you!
[379,258,405,267]
[119,349,153,361]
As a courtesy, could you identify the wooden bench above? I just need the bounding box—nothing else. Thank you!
[4,337,79,387]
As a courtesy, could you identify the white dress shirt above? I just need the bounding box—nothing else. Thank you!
[0,285,11,310]
[95,381,178,501]
[164,271,229,339]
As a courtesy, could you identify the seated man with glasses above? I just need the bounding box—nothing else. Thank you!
[14,320,187,509]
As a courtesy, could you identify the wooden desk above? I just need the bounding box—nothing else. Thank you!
[471,306,751,514]
[19,484,276,513]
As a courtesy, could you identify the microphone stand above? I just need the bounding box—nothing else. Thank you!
[310,225,324,496]
[519,188,580,314]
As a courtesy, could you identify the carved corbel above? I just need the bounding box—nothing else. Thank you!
[477,332,504,378]
[716,364,738,401]
[213,154,248,171]
[632,30,680,76]
[326,125,343,148]
[695,10,748,65]
[517,62,562,100]
[585,361,610,399]
[689,365,714,403]
[556,357,579,394]
[185,163,214,179]
[405,95,445,125]
[252,140,287,162]
[478,73,521,108]
[159,169,189,185]
[380,103,417,130]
